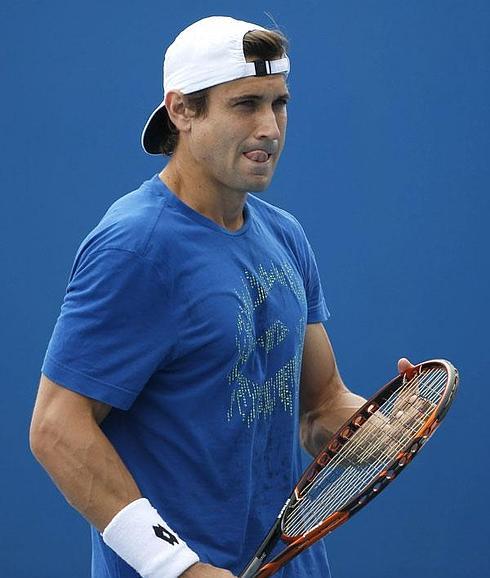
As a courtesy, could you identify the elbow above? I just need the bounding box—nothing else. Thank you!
[29,413,60,464]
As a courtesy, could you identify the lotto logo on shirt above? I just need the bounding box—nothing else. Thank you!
[227,261,307,427]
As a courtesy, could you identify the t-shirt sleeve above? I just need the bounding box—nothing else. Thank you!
[288,218,330,324]
[303,239,330,324]
[42,248,175,409]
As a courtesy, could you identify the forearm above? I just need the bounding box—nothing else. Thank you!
[54,429,137,530]
[300,379,366,457]
[31,400,141,531]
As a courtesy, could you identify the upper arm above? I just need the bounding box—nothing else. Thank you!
[300,323,346,416]
[30,374,112,446]
[42,248,176,410]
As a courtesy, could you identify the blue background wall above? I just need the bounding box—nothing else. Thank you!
[1,1,488,576]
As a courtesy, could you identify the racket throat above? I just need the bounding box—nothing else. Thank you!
[239,518,283,578]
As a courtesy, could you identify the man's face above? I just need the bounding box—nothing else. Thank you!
[185,74,289,195]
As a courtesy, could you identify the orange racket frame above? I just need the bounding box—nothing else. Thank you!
[239,359,458,578]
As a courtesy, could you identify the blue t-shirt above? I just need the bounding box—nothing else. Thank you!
[42,174,332,578]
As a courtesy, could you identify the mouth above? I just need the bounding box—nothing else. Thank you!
[242,150,273,164]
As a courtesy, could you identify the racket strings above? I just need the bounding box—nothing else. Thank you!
[284,367,447,536]
[284,371,443,536]
[285,369,446,534]
[284,368,446,535]
[296,372,445,530]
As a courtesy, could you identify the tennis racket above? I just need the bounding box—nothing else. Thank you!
[239,359,458,577]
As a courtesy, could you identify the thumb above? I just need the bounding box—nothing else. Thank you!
[398,357,416,374]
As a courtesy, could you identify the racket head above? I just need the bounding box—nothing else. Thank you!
[251,359,458,577]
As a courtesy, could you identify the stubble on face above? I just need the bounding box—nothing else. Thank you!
[186,74,290,197]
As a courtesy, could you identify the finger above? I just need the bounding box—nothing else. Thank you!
[397,357,415,374]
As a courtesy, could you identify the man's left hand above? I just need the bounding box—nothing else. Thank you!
[397,357,417,375]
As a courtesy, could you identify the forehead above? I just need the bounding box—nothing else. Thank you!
[209,74,289,100]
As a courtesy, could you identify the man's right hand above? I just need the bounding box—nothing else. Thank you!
[180,562,237,577]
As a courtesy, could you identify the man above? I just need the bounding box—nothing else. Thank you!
[30,16,413,578]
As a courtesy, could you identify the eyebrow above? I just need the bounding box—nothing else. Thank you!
[228,92,291,104]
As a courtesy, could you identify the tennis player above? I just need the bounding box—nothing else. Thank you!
[30,16,413,578]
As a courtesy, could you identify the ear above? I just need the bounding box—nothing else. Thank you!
[165,91,194,133]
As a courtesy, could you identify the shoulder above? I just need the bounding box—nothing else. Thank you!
[75,175,175,266]
[247,194,309,246]
[247,195,320,283]
[247,194,305,233]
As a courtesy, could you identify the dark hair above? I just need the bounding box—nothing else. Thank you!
[159,28,289,156]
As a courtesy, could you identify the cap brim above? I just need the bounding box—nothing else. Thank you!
[141,101,171,155]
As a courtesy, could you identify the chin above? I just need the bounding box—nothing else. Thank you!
[244,175,274,193]
[247,184,270,193]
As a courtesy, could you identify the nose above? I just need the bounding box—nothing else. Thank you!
[255,107,282,142]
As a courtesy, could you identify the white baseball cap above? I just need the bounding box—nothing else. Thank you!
[141,16,290,155]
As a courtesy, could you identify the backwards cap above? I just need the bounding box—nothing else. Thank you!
[141,16,290,155]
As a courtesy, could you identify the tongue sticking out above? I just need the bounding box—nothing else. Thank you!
[244,150,269,162]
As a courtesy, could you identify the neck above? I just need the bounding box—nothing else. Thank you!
[159,155,247,232]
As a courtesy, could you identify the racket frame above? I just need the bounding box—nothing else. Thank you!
[240,359,458,578]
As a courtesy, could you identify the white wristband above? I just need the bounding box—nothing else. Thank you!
[102,498,199,578]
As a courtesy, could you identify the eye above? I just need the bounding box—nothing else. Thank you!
[274,98,289,108]
[235,100,256,108]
